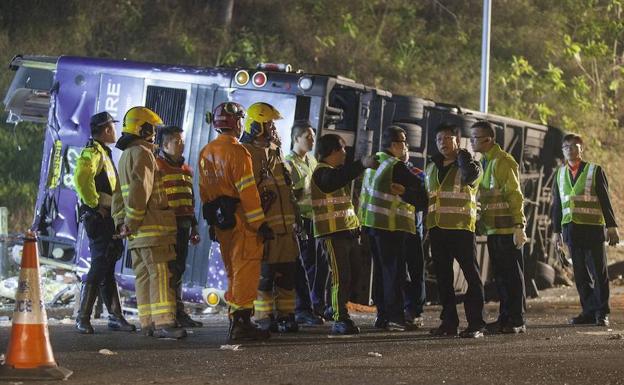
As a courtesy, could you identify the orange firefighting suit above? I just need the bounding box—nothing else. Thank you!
[198,134,265,312]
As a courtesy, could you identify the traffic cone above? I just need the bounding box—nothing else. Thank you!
[0,231,72,380]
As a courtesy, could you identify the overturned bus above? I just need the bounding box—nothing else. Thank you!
[3,54,393,307]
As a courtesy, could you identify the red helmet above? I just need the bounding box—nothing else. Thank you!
[212,102,245,132]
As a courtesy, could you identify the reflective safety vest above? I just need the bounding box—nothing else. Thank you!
[358,152,416,234]
[479,157,515,234]
[310,163,359,237]
[155,157,195,218]
[558,163,605,226]
[285,152,317,219]
[425,162,478,232]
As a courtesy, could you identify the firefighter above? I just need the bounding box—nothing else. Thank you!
[154,125,203,328]
[285,121,326,325]
[239,102,300,333]
[73,111,136,334]
[311,134,379,335]
[425,122,486,338]
[470,121,528,334]
[551,133,619,327]
[198,102,273,341]
[358,126,427,331]
[112,106,186,339]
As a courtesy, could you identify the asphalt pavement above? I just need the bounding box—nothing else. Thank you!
[0,286,623,385]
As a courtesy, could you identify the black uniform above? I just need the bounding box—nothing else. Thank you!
[551,162,617,320]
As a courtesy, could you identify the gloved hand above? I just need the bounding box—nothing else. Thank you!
[456,149,472,168]
[512,226,528,249]
[390,183,406,195]
[361,154,380,169]
[607,227,620,246]
[258,222,275,242]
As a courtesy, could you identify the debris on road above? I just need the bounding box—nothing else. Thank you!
[98,349,117,355]
[607,334,624,340]
[220,345,242,351]
[367,352,383,357]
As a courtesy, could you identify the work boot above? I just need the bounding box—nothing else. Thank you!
[142,323,155,337]
[93,293,104,319]
[429,324,458,337]
[76,282,98,334]
[229,309,271,341]
[485,320,505,334]
[153,324,187,339]
[569,313,596,325]
[501,324,527,334]
[387,319,420,332]
[459,327,486,339]
[100,281,136,332]
[176,311,203,328]
[277,314,299,333]
[322,307,334,322]
[331,319,360,335]
[256,315,278,333]
[374,317,388,329]
[295,310,324,325]
[596,315,610,327]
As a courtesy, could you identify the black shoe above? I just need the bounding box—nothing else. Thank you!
[485,320,505,334]
[331,319,360,335]
[153,325,187,339]
[501,324,527,334]
[459,328,485,338]
[76,282,98,334]
[386,319,419,332]
[277,315,299,333]
[429,325,458,337]
[176,311,203,328]
[569,313,596,325]
[374,317,388,329]
[596,316,610,327]
[100,281,136,332]
[229,310,271,341]
[108,315,137,332]
[406,316,424,329]
[295,311,324,325]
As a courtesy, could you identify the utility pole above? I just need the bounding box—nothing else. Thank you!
[480,0,492,113]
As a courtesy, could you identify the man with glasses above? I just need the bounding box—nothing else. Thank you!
[359,126,427,331]
[426,122,486,338]
[470,121,527,334]
[551,134,618,327]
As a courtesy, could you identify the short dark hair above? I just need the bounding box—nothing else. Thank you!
[381,125,406,150]
[157,125,183,147]
[435,122,460,137]
[562,133,583,146]
[471,121,495,139]
[290,120,313,149]
[316,134,344,160]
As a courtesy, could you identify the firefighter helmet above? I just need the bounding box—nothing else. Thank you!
[212,102,245,132]
[243,102,282,137]
[122,106,163,138]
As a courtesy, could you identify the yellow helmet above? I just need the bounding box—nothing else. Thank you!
[243,102,282,137]
[122,106,163,137]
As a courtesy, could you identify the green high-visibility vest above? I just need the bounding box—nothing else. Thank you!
[425,162,478,232]
[479,157,515,234]
[310,162,359,237]
[285,152,317,219]
[358,152,416,234]
[558,163,605,226]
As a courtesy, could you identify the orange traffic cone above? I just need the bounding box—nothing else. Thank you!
[0,232,72,380]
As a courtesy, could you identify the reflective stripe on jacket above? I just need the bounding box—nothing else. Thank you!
[155,157,195,219]
[311,162,359,237]
[478,144,525,235]
[111,139,176,249]
[425,162,478,232]
[558,163,605,226]
[358,152,416,234]
[285,151,317,219]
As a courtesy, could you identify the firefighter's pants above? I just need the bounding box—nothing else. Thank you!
[254,262,297,320]
[131,244,177,328]
[214,216,263,313]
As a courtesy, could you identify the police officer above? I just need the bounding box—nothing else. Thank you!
[239,102,300,333]
[73,111,136,334]
[470,121,528,334]
[155,125,203,328]
[285,121,326,325]
[112,107,186,339]
[426,123,486,338]
[198,102,273,341]
[311,134,379,335]
[552,133,619,327]
[358,126,427,331]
